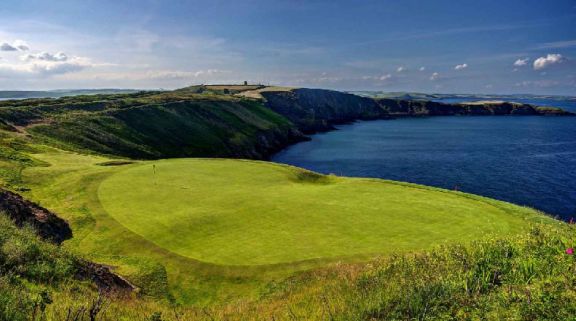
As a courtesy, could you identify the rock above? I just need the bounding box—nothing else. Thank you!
[77,261,138,294]
[0,188,72,244]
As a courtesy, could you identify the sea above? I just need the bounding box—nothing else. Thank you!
[273,97,576,221]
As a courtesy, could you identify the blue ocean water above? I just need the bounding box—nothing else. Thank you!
[273,107,576,220]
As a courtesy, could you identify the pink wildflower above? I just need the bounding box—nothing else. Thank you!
[566,248,574,255]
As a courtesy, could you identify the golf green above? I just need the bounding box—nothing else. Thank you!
[97,159,536,266]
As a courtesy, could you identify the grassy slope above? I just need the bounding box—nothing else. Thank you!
[0,90,299,160]
[2,206,574,321]
[0,214,81,321]
[99,158,546,266]
[19,150,339,305]
[0,124,573,320]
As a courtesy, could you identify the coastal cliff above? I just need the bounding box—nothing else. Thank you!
[0,87,571,161]
[261,88,388,133]
[375,98,571,116]
[263,88,570,118]
[260,88,571,135]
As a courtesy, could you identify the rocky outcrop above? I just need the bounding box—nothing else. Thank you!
[0,188,135,293]
[0,188,72,244]
[77,261,138,294]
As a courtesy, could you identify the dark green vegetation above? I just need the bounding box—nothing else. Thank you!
[0,89,303,159]
[0,85,574,320]
[0,214,78,321]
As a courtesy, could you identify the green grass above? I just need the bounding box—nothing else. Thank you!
[98,159,548,266]
[0,214,80,321]
[2,211,573,321]
[16,149,553,304]
[0,89,301,160]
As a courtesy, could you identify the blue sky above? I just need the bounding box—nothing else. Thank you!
[0,0,575,94]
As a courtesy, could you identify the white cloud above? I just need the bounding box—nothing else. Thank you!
[396,66,405,73]
[32,62,86,75]
[454,63,468,70]
[22,51,68,62]
[380,73,392,81]
[0,62,89,78]
[513,58,529,67]
[419,66,426,71]
[0,54,93,78]
[533,54,564,70]
[429,72,439,80]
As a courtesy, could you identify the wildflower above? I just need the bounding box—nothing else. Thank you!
[566,248,574,255]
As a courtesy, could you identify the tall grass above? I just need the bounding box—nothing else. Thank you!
[2,215,573,320]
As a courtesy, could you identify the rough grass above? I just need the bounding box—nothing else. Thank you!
[0,214,81,321]
[1,216,573,321]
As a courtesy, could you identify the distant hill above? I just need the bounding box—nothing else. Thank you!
[350,91,576,102]
[0,89,143,100]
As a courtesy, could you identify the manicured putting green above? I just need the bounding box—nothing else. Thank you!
[98,159,534,266]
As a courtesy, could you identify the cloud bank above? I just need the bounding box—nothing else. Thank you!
[23,51,68,62]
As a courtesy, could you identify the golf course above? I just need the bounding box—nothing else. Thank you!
[0,87,572,320]
[14,146,552,305]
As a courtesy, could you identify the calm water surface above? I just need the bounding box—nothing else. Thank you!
[273,116,576,220]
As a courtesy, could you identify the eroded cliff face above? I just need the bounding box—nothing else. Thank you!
[27,99,307,160]
[0,189,137,293]
[261,88,389,134]
[0,188,72,244]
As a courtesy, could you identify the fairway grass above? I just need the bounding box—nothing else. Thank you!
[98,158,545,266]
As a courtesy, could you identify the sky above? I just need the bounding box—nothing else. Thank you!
[0,0,575,95]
